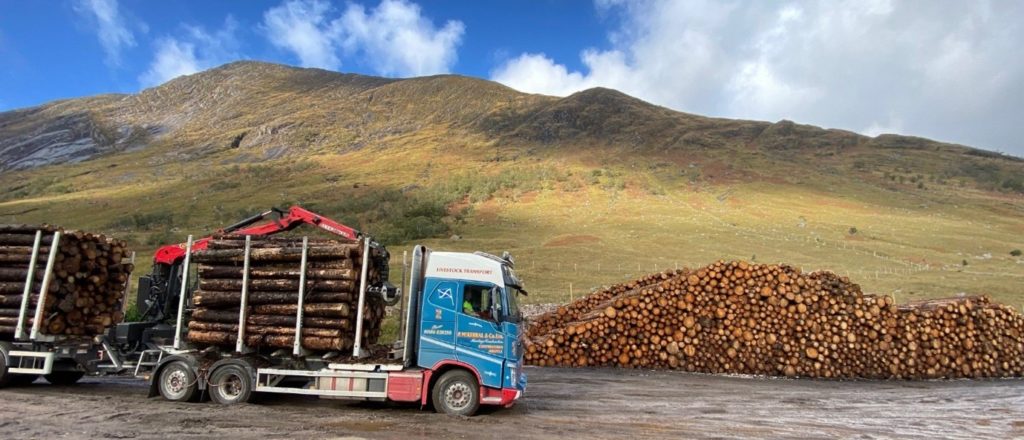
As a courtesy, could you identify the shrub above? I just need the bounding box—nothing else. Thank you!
[109,211,174,231]
[1011,249,1023,257]
[146,228,179,246]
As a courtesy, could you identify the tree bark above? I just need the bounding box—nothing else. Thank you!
[198,266,356,280]
[251,303,351,318]
[192,245,359,263]
[188,321,347,338]
[187,330,352,351]
[192,290,354,307]
[197,278,355,292]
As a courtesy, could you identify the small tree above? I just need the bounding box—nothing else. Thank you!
[1011,249,1023,257]
[848,227,858,235]
[962,259,969,266]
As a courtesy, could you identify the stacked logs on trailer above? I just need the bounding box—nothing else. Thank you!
[525,260,1024,379]
[0,224,132,336]
[186,236,387,352]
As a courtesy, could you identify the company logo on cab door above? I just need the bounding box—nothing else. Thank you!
[436,267,494,275]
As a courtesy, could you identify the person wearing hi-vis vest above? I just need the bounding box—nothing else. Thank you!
[463,297,474,315]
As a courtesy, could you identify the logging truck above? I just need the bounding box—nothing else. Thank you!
[0,207,527,416]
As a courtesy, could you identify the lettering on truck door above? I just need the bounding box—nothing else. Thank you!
[455,282,505,388]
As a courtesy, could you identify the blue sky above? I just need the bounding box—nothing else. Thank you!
[0,1,614,107]
[1,0,1022,156]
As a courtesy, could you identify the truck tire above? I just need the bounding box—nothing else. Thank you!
[44,371,84,386]
[158,361,198,402]
[431,370,480,416]
[0,341,13,388]
[209,364,253,405]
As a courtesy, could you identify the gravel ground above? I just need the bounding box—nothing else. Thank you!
[1,367,1022,439]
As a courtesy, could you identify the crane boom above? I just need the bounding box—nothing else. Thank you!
[152,206,361,265]
[139,206,375,324]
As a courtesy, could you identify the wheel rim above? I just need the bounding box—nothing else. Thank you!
[163,368,188,399]
[444,381,472,411]
[217,372,243,400]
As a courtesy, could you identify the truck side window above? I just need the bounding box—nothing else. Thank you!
[461,284,491,320]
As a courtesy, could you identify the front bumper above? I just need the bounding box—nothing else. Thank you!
[481,386,523,406]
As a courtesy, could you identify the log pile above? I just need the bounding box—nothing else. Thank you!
[0,224,132,336]
[526,260,1024,379]
[186,236,387,352]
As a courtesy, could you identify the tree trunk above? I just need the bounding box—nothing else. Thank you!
[192,290,354,307]
[198,266,356,280]
[187,330,353,351]
[197,278,355,292]
[192,245,359,263]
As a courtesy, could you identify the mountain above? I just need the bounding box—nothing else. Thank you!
[1,61,1022,309]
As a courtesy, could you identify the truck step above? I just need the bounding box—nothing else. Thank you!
[133,349,164,377]
[8,350,55,375]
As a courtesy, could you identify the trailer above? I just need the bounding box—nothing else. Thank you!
[0,229,157,388]
[0,212,527,416]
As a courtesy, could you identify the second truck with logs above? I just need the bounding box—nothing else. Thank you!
[0,207,528,416]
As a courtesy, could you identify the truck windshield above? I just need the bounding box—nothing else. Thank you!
[505,286,523,323]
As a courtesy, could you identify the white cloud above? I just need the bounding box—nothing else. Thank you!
[140,39,199,87]
[139,17,241,87]
[262,0,341,70]
[336,0,464,76]
[491,0,1024,155]
[863,118,904,138]
[261,0,464,76]
[489,53,590,97]
[73,0,137,67]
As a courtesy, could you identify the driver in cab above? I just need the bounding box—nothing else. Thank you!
[462,287,492,320]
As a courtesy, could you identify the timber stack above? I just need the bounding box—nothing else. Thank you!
[0,224,132,336]
[525,260,1024,379]
[186,236,387,352]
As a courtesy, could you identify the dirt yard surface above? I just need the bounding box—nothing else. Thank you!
[1,367,1022,439]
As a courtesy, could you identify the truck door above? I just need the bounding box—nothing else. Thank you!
[455,282,505,389]
[417,278,458,368]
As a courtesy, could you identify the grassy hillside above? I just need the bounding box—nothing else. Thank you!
[1,61,1022,311]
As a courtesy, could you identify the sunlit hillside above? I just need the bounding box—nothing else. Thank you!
[1,61,1022,310]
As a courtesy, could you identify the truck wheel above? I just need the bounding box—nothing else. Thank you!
[209,365,253,405]
[0,341,11,388]
[158,361,198,402]
[431,370,480,416]
[44,371,84,386]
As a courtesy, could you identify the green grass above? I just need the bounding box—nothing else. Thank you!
[3,142,1023,314]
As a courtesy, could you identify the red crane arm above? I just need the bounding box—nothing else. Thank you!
[152,206,362,265]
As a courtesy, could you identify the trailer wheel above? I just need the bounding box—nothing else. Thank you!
[158,361,198,402]
[209,365,253,405]
[431,370,480,416]
[44,371,84,386]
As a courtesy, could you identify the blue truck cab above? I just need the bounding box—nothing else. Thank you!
[401,245,528,415]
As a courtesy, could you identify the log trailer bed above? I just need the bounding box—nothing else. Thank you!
[0,207,527,416]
